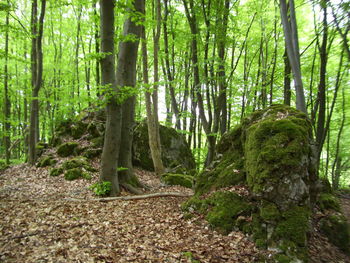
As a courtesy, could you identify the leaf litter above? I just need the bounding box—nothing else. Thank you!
[0,164,349,262]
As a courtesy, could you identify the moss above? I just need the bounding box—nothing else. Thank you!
[87,122,100,139]
[132,121,195,171]
[83,148,102,159]
[64,168,83,181]
[37,155,57,168]
[320,214,350,254]
[71,121,88,139]
[62,156,96,172]
[195,151,245,195]
[181,196,209,215]
[50,167,63,177]
[273,254,293,263]
[57,142,79,157]
[162,173,193,188]
[259,201,281,222]
[55,119,73,136]
[317,193,340,212]
[244,106,311,198]
[319,177,333,194]
[90,137,104,148]
[205,191,252,233]
[275,206,310,247]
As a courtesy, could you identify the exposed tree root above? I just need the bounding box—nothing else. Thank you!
[64,192,192,202]
[120,183,143,195]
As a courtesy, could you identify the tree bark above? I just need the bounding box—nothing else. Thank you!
[100,0,121,195]
[3,4,11,164]
[142,3,165,175]
[28,0,46,165]
[279,0,307,114]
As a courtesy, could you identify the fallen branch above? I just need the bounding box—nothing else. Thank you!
[64,192,193,202]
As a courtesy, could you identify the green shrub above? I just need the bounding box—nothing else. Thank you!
[89,181,112,196]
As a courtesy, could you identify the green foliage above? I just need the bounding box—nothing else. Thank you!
[89,181,112,196]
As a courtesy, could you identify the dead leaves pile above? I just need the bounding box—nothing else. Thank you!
[0,164,262,262]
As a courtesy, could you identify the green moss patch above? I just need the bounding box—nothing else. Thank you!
[37,155,57,168]
[57,142,79,157]
[71,121,88,139]
[317,193,340,212]
[62,157,96,172]
[83,148,102,159]
[64,168,84,181]
[183,191,252,234]
[162,173,193,188]
[320,214,350,254]
[49,167,64,177]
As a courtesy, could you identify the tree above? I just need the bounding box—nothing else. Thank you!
[100,0,144,196]
[279,0,307,114]
[28,0,46,165]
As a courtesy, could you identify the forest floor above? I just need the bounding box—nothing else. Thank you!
[0,164,349,263]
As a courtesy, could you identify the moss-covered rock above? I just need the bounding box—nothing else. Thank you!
[83,148,102,159]
[35,142,48,158]
[57,142,79,157]
[64,168,84,181]
[50,167,64,176]
[55,119,73,136]
[132,121,195,172]
[244,105,312,209]
[184,105,315,262]
[320,214,350,254]
[71,121,88,139]
[183,191,252,234]
[62,156,97,172]
[162,173,193,188]
[317,193,340,212]
[37,155,57,168]
[86,122,100,139]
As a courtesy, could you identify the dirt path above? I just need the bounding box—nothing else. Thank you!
[0,165,260,263]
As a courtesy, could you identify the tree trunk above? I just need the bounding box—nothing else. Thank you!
[100,0,121,196]
[3,5,11,164]
[279,0,307,114]
[118,0,144,190]
[142,4,165,175]
[28,0,46,165]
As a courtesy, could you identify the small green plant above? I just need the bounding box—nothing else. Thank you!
[89,181,112,196]
[117,166,128,172]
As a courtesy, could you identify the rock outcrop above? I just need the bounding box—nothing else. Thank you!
[132,121,196,172]
[184,105,321,262]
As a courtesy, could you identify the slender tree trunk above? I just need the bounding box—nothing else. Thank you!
[141,2,165,175]
[279,0,307,114]
[283,49,291,105]
[315,1,328,161]
[3,5,11,164]
[93,2,101,97]
[28,0,46,165]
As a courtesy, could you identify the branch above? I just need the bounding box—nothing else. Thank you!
[65,192,193,202]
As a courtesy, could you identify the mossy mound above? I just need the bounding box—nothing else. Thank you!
[185,105,315,262]
[132,121,195,172]
[183,191,252,233]
[317,193,341,212]
[162,173,193,188]
[37,155,57,168]
[49,167,63,176]
[62,156,96,172]
[83,148,102,159]
[320,214,350,254]
[64,168,90,181]
[57,142,79,157]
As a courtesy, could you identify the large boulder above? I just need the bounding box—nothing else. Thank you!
[132,121,196,172]
[184,105,317,262]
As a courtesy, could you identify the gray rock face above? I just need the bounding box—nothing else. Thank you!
[132,121,196,172]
